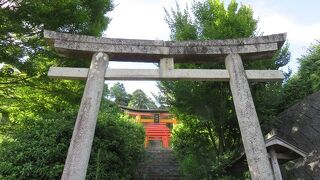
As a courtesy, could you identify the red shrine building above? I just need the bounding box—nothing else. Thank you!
[121,106,177,149]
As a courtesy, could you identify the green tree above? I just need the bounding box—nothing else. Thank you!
[128,89,157,110]
[0,0,113,68]
[163,0,289,178]
[0,0,114,123]
[0,88,145,179]
[109,82,131,106]
[87,94,145,179]
[283,42,320,107]
[0,0,145,179]
[152,91,168,109]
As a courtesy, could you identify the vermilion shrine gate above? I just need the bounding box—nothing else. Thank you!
[121,106,177,148]
[44,30,286,180]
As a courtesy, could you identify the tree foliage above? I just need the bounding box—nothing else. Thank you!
[87,98,145,180]
[109,82,131,106]
[163,0,290,178]
[0,0,114,122]
[0,92,145,179]
[283,42,320,107]
[152,91,169,109]
[128,89,157,110]
[0,0,145,179]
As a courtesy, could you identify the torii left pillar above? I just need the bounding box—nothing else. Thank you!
[61,52,109,180]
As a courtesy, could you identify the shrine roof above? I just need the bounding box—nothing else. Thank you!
[44,30,286,63]
[225,131,307,172]
[265,130,307,161]
[120,106,169,114]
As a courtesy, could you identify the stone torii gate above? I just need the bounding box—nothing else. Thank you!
[44,30,286,180]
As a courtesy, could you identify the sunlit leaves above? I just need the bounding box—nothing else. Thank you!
[162,0,289,178]
[283,42,320,106]
[0,0,145,178]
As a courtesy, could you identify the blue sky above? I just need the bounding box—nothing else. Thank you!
[243,0,320,25]
[104,0,320,97]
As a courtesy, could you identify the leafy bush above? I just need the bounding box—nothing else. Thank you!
[283,42,320,107]
[171,119,245,179]
[0,113,74,179]
[0,103,145,179]
[87,104,145,179]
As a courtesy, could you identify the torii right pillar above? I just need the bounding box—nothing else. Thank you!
[226,53,274,180]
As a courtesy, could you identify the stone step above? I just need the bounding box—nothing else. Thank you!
[138,160,179,163]
[137,164,179,167]
[140,167,180,172]
[134,175,180,180]
[134,148,181,180]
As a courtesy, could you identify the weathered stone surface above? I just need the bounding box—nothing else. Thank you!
[44,30,287,179]
[133,148,180,180]
[44,30,285,47]
[225,92,320,179]
[269,147,283,180]
[48,67,284,82]
[274,91,320,179]
[225,54,274,180]
[44,30,286,63]
[44,30,165,46]
[61,52,108,180]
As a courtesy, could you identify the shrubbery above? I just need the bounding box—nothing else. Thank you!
[0,102,145,179]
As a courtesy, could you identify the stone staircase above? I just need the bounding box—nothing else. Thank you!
[133,141,180,180]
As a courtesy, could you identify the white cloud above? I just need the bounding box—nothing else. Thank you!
[104,0,191,98]
[247,0,320,72]
[257,13,320,45]
[258,13,320,71]
[106,0,167,40]
[105,0,191,40]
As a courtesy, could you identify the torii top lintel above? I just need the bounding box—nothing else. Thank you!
[44,30,286,63]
